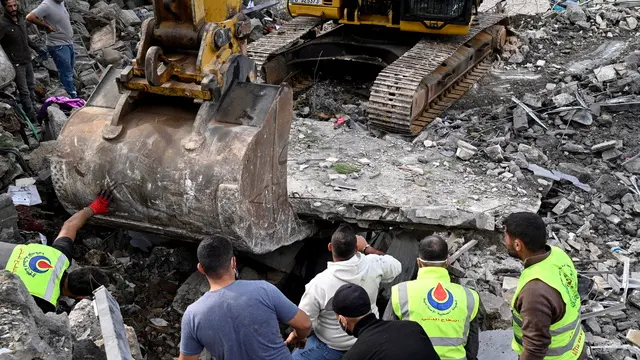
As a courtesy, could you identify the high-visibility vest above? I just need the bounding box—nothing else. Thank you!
[4,244,70,307]
[391,267,479,360]
[511,246,585,359]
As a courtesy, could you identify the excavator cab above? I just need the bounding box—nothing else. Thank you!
[288,0,482,35]
[51,0,314,253]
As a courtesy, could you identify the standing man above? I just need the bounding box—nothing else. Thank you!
[26,0,77,98]
[287,224,402,359]
[0,190,112,313]
[179,236,312,360]
[332,283,441,360]
[0,0,43,122]
[383,235,480,360]
[503,212,586,360]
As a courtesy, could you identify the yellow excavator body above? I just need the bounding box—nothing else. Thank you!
[51,0,314,253]
[288,0,481,35]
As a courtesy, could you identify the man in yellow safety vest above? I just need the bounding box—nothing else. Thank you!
[383,235,480,360]
[504,212,586,360]
[0,189,113,313]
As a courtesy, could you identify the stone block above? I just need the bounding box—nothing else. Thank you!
[512,107,528,131]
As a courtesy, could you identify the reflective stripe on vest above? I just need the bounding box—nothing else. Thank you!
[511,246,585,359]
[4,244,70,306]
[392,267,479,360]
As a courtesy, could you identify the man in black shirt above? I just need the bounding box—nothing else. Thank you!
[330,283,441,360]
[0,190,113,313]
[0,0,44,123]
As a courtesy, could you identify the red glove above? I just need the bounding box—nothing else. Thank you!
[89,189,113,215]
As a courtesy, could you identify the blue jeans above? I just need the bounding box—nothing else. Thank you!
[47,44,77,98]
[292,335,346,360]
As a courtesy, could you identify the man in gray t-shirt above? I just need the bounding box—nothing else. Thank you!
[26,0,77,97]
[179,236,312,360]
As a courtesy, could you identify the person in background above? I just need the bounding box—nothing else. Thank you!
[0,189,113,313]
[179,236,312,360]
[504,212,586,360]
[0,0,45,123]
[26,0,77,98]
[332,283,441,360]
[383,235,480,360]
[287,224,402,360]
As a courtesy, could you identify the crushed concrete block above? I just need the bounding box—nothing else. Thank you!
[591,140,617,152]
[602,149,622,161]
[594,65,617,82]
[553,93,575,107]
[456,140,478,161]
[101,48,123,65]
[623,158,640,174]
[627,17,638,30]
[80,70,100,86]
[606,214,622,225]
[512,107,528,131]
[90,20,116,52]
[627,329,640,347]
[522,93,542,108]
[0,270,73,359]
[172,271,210,314]
[484,145,504,162]
[479,291,512,329]
[46,106,68,140]
[565,3,587,24]
[120,9,141,26]
[552,198,571,215]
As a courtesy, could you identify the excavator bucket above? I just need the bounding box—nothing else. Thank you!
[51,66,313,253]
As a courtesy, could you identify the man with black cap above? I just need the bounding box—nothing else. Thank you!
[331,283,441,360]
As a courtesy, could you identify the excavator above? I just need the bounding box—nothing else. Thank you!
[51,0,508,255]
[248,0,508,134]
[51,0,314,254]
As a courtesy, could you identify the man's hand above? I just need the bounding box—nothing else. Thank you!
[46,24,55,32]
[356,235,368,253]
[88,189,113,215]
[285,330,307,349]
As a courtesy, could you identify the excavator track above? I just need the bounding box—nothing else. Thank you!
[368,13,506,135]
[248,16,324,83]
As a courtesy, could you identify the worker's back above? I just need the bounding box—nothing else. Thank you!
[343,315,441,360]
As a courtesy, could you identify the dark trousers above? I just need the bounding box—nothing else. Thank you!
[13,62,37,122]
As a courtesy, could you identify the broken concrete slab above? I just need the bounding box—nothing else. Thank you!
[456,140,478,161]
[119,10,141,27]
[172,271,209,314]
[0,270,73,359]
[592,140,618,153]
[553,198,572,215]
[594,65,618,82]
[90,20,116,53]
[568,41,627,75]
[288,120,541,232]
[512,107,529,131]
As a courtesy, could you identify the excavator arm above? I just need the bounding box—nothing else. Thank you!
[50,0,315,253]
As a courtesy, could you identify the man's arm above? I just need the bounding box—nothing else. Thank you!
[517,280,564,360]
[286,309,312,339]
[26,7,56,33]
[179,311,203,360]
[357,235,386,255]
[56,208,94,242]
[465,317,479,360]
[56,189,113,241]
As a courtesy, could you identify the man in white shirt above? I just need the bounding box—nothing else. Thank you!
[286,224,402,360]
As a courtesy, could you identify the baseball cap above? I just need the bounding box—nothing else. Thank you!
[328,283,371,318]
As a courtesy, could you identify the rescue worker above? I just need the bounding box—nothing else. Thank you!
[503,212,586,359]
[0,189,113,313]
[332,283,440,360]
[383,235,480,360]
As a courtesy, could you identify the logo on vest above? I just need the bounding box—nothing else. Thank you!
[424,283,458,315]
[559,264,579,307]
[23,252,53,277]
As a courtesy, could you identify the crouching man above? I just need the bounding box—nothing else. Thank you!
[0,189,112,313]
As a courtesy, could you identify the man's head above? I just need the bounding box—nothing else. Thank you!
[331,283,371,336]
[2,0,19,18]
[328,224,357,261]
[417,235,448,268]
[503,212,547,260]
[64,267,110,297]
[196,236,236,280]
